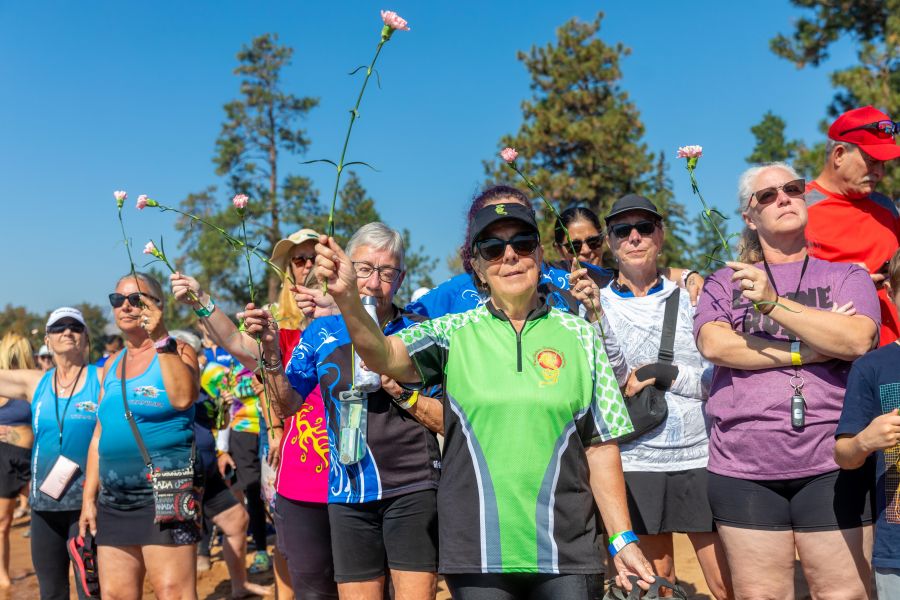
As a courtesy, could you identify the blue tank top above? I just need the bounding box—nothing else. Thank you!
[31,366,100,511]
[0,398,31,426]
[98,352,195,509]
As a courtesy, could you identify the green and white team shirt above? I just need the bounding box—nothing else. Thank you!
[395,300,632,574]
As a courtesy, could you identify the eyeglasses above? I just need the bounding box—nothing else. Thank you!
[564,235,603,254]
[751,178,806,205]
[608,221,658,239]
[108,292,161,309]
[474,232,540,262]
[47,322,85,334]
[291,254,315,266]
[352,261,402,283]
[839,120,900,137]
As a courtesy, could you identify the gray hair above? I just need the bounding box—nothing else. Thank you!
[345,222,405,271]
[825,139,858,162]
[117,271,166,310]
[737,162,802,214]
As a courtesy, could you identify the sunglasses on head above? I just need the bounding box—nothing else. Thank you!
[752,178,806,205]
[47,322,85,334]
[108,292,161,309]
[565,235,603,254]
[291,254,315,266]
[608,220,657,239]
[474,232,540,262]
[839,120,900,137]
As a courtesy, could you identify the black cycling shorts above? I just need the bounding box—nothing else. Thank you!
[328,489,437,582]
[707,464,875,532]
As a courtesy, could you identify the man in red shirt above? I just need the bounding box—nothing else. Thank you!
[805,106,900,345]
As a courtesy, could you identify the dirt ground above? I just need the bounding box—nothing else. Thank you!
[5,512,812,599]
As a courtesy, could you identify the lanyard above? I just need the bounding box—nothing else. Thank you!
[53,364,86,446]
[763,254,809,305]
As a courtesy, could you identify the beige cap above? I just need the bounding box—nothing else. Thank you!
[270,228,321,269]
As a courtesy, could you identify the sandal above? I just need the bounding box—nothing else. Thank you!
[67,533,101,598]
[603,575,688,600]
[248,551,271,574]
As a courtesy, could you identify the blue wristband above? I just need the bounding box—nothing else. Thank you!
[607,530,639,557]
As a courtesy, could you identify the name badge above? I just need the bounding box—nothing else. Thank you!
[39,455,80,500]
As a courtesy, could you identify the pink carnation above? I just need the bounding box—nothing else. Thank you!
[113,190,127,202]
[232,194,249,209]
[500,147,519,163]
[676,145,703,159]
[136,195,149,210]
[381,10,410,31]
[143,241,157,256]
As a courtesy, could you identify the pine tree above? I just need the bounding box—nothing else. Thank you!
[746,111,800,164]
[177,33,319,306]
[485,13,654,221]
[771,0,900,196]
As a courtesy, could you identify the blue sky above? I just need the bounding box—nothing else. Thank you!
[0,1,856,316]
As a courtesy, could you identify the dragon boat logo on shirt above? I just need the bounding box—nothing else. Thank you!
[534,349,565,387]
[134,385,161,398]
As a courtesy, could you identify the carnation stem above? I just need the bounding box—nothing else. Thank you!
[326,40,386,239]
[117,207,145,303]
[152,203,286,279]
[504,163,605,336]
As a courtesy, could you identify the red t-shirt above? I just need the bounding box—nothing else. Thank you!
[805,180,900,345]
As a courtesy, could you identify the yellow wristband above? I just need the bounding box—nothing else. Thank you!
[791,341,802,367]
[395,390,419,410]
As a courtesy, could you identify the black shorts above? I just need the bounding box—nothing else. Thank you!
[445,573,601,600]
[707,464,875,532]
[0,442,30,498]
[95,502,201,546]
[229,430,261,494]
[624,468,715,535]
[274,494,338,598]
[201,466,239,519]
[328,489,438,582]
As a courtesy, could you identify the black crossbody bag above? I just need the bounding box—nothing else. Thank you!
[617,288,680,444]
[120,351,200,524]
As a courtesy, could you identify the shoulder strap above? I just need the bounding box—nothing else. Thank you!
[120,350,153,469]
[657,288,680,365]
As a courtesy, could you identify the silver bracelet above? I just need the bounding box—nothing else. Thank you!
[262,355,283,373]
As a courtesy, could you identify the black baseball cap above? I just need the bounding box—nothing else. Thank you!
[469,203,539,246]
[604,194,663,224]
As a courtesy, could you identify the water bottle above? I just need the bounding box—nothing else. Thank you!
[353,296,382,393]
[338,389,368,465]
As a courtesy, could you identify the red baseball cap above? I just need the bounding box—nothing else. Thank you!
[828,106,900,161]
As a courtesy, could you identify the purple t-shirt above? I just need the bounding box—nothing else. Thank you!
[693,257,879,480]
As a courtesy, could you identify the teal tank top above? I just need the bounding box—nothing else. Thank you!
[31,366,100,511]
[98,351,195,509]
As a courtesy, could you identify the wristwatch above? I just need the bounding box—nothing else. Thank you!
[393,389,419,411]
[154,336,178,354]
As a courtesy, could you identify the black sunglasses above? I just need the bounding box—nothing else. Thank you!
[609,220,658,239]
[564,235,603,254]
[108,292,161,309]
[47,322,86,334]
[752,178,806,205]
[291,254,315,266]
[474,232,540,262]
[839,120,900,137]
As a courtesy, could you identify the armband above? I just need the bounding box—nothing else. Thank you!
[607,530,639,557]
[194,296,216,318]
[791,340,802,367]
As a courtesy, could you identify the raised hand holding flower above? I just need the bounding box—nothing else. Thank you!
[499,147,604,333]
